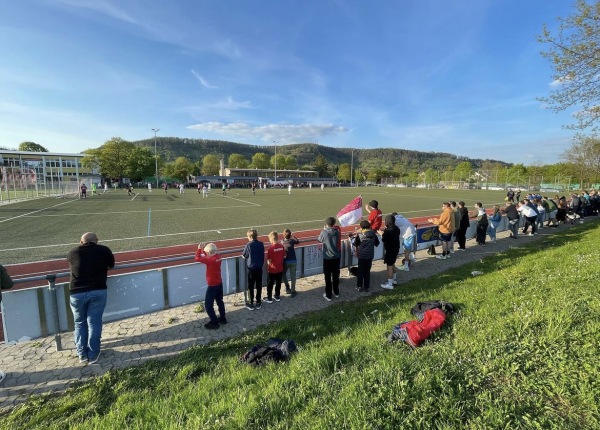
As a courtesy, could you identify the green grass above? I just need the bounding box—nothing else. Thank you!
[0,186,508,264]
[2,221,599,429]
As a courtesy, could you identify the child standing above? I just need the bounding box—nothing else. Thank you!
[318,216,341,301]
[380,215,400,290]
[281,229,300,297]
[364,200,382,231]
[194,243,226,330]
[242,229,265,310]
[265,231,286,303]
[351,220,380,292]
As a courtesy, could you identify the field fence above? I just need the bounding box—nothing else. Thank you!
[0,176,83,202]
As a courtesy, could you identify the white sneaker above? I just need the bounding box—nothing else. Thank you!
[392,278,399,285]
[403,265,410,272]
[396,265,407,272]
[449,249,455,254]
[435,255,446,260]
[323,293,332,302]
[409,254,417,262]
[380,283,394,290]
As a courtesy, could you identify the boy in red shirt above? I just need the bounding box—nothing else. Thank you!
[264,231,286,303]
[365,200,382,231]
[195,242,227,329]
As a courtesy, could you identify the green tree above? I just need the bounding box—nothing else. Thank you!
[454,161,472,181]
[314,154,329,176]
[126,147,156,182]
[228,153,249,168]
[562,134,600,187]
[354,170,366,184]
[251,152,270,169]
[337,163,351,182]
[270,154,287,171]
[81,137,135,183]
[201,154,220,176]
[18,142,48,152]
[539,0,600,131]
[283,155,298,170]
[168,157,196,182]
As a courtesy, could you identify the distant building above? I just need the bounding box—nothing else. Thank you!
[0,150,96,195]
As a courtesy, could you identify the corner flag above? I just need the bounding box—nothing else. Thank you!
[336,195,363,227]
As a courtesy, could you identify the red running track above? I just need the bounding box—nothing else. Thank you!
[1,214,471,341]
[5,215,439,290]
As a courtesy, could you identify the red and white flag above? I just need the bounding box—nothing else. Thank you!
[336,195,363,227]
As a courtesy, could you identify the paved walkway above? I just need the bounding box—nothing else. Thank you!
[0,224,577,411]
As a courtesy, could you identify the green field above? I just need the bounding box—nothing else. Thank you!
[0,186,507,264]
[2,221,598,429]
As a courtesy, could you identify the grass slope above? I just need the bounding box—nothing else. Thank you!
[2,222,600,429]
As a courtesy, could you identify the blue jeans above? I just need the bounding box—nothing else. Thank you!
[204,284,225,324]
[69,289,107,360]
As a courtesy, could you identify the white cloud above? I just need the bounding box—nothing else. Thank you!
[50,0,136,24]
[187,122,349,143]
[190,70,219,89]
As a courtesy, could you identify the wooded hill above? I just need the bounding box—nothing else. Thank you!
[132,137,510,170]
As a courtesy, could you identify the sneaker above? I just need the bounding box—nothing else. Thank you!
[218,316,228,325]
[263,297,274,304]
[334,293,339,298]
[245,302,255,310]
[255,302,262,310]
[436,254,446,260]
[0,370,5,384]
[392,278,399,285]
[273,295,281,302]
[88,352,101,365]
[457,248,466,251]
[449,249,455,254]
[409,254,417,262]
[79,356,88,364]
[527,233,534,236]
[323,293,332,302]
[285,286,292,294]
[403,265,410,272]
[380,283,394,290]
[204,321,220,330]
[290,291,297,298]
[445,253,451,258]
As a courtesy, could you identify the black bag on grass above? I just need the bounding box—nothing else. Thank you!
[410,300,455,318]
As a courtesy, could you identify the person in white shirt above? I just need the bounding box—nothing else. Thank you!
[392,213,417,271]
[517,201,537,236]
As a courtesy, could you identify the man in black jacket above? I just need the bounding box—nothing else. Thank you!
[502,202,520,238]
[67,232,115,365]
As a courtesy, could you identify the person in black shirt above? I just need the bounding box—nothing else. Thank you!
[67,232,115,365]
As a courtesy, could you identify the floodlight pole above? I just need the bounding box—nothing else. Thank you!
[273,140,278,182]
[350,148,354,187]
[152,128,159,188]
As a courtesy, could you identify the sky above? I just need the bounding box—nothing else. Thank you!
[0,0,582,165]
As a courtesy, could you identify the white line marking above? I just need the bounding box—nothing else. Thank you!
[14,204,258,218]
[0,199,77,224]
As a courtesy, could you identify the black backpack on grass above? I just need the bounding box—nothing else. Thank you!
[410,301,456,317]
